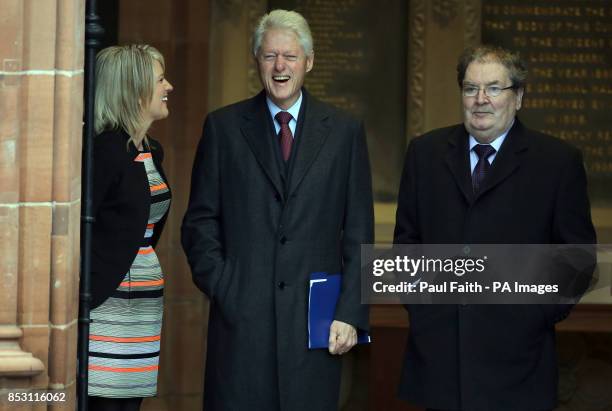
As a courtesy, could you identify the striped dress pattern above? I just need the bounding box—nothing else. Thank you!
[88,150,171,398]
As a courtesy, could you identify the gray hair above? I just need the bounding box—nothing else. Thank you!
[456,45,528,90]
[94,44,165,147]
[252,9,313,56]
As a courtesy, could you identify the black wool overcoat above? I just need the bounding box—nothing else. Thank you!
[394,119,596,411]
[182,90,374,411]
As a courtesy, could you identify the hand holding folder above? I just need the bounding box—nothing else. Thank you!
[308,272,371,349]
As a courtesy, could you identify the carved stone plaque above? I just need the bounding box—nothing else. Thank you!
[482,1,612,205]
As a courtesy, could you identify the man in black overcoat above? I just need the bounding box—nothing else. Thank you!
[394,45,596,411]
[181,9,374,411]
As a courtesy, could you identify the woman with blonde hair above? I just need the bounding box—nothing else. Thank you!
[88,44,173,411]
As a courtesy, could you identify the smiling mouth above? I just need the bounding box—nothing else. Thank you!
[162,96,168,102]
[273,75,290,83]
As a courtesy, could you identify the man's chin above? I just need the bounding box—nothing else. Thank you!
[466,125,496,141]
[467,122,493,132]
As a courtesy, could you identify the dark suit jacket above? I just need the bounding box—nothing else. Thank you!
[91,129,170,309]
[393,119,596,411]
[181,90,374,411]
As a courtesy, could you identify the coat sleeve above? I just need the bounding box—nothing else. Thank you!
[334,121,374,332]
[181,115,226,298]
[542,146,597,324]
[90,134,124,309]
[394,139,421,245]
[552,147,596,246]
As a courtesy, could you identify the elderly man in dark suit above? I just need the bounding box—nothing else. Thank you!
[394,45,596,411]
[181,9,373,411]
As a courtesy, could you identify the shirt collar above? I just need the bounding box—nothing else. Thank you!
[469,118,514,152]
[266,91,302,122]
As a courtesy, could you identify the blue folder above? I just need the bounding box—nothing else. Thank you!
[308,272,371,349]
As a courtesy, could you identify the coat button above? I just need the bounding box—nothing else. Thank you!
[278,281,286,290]
[274,194,281,202]
[280,236,287,244]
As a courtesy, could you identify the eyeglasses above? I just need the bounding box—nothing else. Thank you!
[462,84,516,98]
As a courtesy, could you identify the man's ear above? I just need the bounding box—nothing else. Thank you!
[306,52,314,73]
[515,88,524,110]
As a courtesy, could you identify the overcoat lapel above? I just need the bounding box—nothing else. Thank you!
[444,120,529,203]
[444,126,473,203]
[287,91,332,197]
[476,120,529,199]
[240,92,285,199]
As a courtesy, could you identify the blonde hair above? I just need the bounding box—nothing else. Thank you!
[252,9,313,56]
[94,44,165,148]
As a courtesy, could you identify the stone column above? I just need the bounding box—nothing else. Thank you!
[0,0,46,387]
[0,1,84,409]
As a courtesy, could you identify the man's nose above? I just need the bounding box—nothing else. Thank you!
[475,88,488,104]
[274,57,285,71]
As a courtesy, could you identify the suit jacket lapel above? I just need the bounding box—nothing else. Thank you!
[444,126,473,203]
[240,91,285,199]
[287,91,332,197]
[477,119,528,199]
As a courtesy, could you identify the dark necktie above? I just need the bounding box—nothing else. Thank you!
[472,144,496,193]
[275,111,293,162]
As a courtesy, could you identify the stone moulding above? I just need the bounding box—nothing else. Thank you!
[0,326,44,378]
[464,0,482,47]
[407,0,426,141]
[432,0,459,29]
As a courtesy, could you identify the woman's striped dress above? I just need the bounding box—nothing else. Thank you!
[88,150,171,398]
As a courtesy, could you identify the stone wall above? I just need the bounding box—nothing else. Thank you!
[0,0,84,410]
